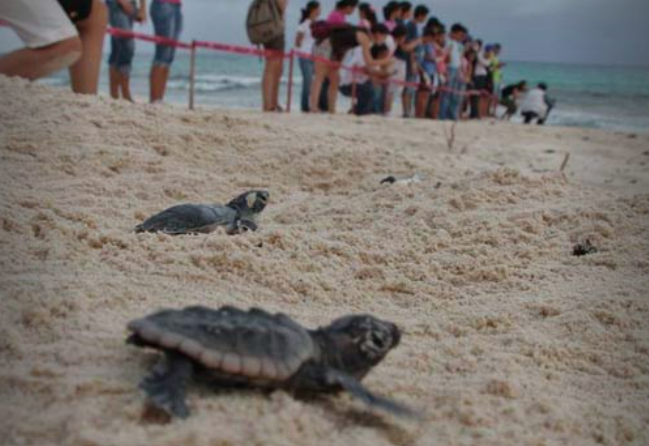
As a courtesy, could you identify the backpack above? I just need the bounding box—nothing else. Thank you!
[246,0,284,45]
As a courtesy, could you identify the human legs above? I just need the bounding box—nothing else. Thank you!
[107,1,135,100]
[438,70,454,120]
[68,0,106,94]
[448,71,465,120]
[356,81,375,115]
[260,34,285,111]
[326,70,340,113]
[522,111,538,124]
[299,58,314,112]
[0,0,81,80]
[310,61,330,112]
[150,0,182,103]
[262,55,284,111]
[500,98,516,120]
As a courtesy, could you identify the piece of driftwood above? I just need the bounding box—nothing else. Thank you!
[560,153,570,172]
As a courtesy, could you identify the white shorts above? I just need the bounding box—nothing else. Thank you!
[0,0,78,49]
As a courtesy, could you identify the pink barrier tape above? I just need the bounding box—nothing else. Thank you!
[107,27,192,49]
[194,40,287,59]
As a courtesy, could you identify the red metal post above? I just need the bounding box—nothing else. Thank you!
[286,50,295,113]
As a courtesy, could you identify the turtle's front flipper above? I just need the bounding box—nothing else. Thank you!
[323,368,422,419]
[225,218,258,235]
[140,351,193,418]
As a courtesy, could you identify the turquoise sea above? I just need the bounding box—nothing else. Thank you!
[41,51,649,132]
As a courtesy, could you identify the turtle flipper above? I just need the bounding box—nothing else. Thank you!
[323,368,422,419]
[140,351,193,418]
[226,218,258,235]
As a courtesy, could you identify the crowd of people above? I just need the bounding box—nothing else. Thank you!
[0,0,554,123]
[286,0,553,122]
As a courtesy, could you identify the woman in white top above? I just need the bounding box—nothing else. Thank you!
[295,1,321,112]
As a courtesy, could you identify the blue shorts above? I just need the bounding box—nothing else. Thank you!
[151,0,183,67]
[107,1,135,74]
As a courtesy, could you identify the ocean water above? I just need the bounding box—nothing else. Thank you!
[41,51,649,132]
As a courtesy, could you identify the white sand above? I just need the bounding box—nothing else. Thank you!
[1,75,648,446]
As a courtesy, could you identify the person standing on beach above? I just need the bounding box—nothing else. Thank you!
[439,23,467,120]
[489,43,505,113]
[0,0,107,94]
[327,0,358,24]
[149,0,183,103]
[107,0,147,101]
[402,4,428,118]
[470,41,492,119]
[295,1,320,112]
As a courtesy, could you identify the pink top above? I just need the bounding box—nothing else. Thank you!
[359,19,371,30]
[327,10,346,24]
[384,20,396,31]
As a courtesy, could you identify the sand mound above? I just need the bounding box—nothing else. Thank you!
[1,76,648,446]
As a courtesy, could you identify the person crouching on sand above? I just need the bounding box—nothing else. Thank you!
[107,0,147,102]
[520,83,555,125]
[0,0,107,94]
[499,80,527,120]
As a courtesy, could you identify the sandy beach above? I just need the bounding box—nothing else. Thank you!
[1,75,648,446]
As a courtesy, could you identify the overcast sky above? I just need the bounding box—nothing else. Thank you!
[1,0,648,66]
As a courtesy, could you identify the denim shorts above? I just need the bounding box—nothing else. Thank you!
[151,0,183,66]
[107,1,135,74]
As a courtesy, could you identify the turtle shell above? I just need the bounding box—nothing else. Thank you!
[127,306,316,382]
[135,204,236,234]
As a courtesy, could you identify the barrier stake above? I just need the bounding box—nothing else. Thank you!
[286,50,295,113]
[351,69,357,114]
[189,40,197,110]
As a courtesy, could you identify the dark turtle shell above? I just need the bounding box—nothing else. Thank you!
[127,306,316,382]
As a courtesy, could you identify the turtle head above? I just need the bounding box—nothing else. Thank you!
[226,191,269,218]
[318,314,401,378]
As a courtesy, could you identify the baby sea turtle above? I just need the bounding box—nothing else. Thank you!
[135,190,268,235]
[127,305,418,419]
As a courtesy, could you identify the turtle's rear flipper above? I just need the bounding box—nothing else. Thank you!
[140,351,193,418]
[324,368,423,419]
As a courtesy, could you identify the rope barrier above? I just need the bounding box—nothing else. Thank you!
[106,26,192,49]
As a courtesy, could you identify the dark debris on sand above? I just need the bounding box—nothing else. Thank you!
[573,240,598,256]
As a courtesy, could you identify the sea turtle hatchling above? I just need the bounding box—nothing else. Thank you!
[135,190,268,235]
[126,305,419,419]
